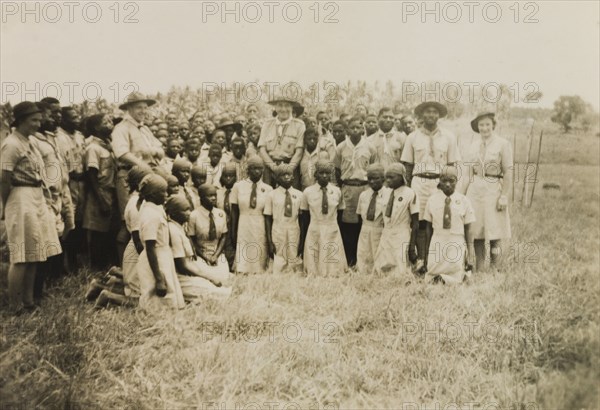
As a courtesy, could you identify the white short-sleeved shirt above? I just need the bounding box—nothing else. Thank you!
[423,191,475,235]
[263,186,302,222]
[187,205,228,254]
[356,186,392,227]
[168,220,195,259]
[334,137,373,181]
[230,179,273,215]
[124,193,141,233]
[382,185,419,229]
[300,183,345,222]
[139,201,169,246]
[401,127,460,174]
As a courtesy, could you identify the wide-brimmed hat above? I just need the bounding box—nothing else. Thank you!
[470,112,495,133]
[119,92,156,110]
[216,119,243,134]
[268,96,302,107]
[11,101,42,127]
[414,101,448,118]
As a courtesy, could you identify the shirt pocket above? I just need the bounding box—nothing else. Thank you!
[280,135,298,155]
[98,153,116,183]
[484,148,502,174]
[433,138,449,162]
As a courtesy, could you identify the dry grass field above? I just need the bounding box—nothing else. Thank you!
[1,116,598,409]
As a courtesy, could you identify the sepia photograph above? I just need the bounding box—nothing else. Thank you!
[0,1,599,408]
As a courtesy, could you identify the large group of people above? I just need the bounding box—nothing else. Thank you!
[1,91,513,313]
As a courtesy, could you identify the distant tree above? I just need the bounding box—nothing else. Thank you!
[551,95,588,132]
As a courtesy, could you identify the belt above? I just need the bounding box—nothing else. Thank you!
[12,180,42,187]
[342,179,368,186]
[118,165,132,171]
[273,158,292,165]
[414,173,440,180]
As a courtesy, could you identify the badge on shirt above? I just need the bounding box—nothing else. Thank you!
[261,188,265,192]
[398,197,403,202]
[218,212,223,217]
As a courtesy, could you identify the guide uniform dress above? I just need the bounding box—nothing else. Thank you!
[187,204,231,282]
[374,185,418,278]
[122,192,142,297]
[264,184,303,274]
[1,130,62,263]
[301,180,347,276]
[136,199,185,310]
[356,185,391,275]
[230,178,273,274]
[168,219,232,300]
[463,133,512,241]
[366,128,406,170]
[423,190,476,284]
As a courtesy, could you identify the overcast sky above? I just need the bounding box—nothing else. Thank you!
[1,1,599,110]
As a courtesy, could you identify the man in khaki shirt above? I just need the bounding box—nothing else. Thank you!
[257,97,306,189]
[401,101,460,271]
[111,92,164,262]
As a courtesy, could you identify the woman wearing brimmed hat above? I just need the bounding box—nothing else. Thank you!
[1,101,62,313]
[463,112,513,272]
[257,97,306,189]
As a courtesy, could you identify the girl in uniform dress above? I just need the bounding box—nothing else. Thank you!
[85,165,152,308]
[121,166,152,297]
[136,174,185,310]
[374,163,419,278]
[463,112,513,272]
[187,184,231,283]
[264,164,303,274]
[230,156,273,274]
[1,102,62,313]
[165,195,231,301]
[356,164,391,275]
[423,166,475,284]
[299,159,347,276]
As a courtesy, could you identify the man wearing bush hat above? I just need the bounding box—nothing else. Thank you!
[111,91,165,263]
[257,96,306,189]
[400,100,460,271]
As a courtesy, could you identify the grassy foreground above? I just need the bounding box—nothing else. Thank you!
[1,126,599,408]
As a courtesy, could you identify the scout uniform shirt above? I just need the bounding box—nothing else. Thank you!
[31,131,74,236]
[401,126,460,217]
[111,113,164,167]
[366,129,406,169]
[334,136,373,223]
[258,117,306,162]
[56,127,86,222]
